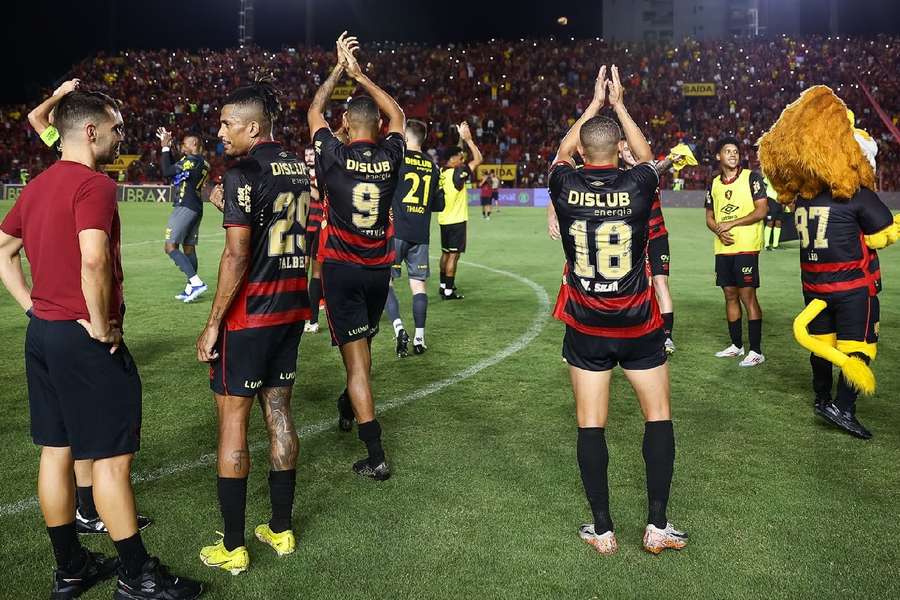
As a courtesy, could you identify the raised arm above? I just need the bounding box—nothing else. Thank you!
[156,127,179,177]
[606,65,652,163]
[28,79,79,137]
[308,63,345,138]
[553,66,607,165]
[339,34,405,134]
[458,122,482,171]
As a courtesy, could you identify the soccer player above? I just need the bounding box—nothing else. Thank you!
[385,119,445,357]
[308,33,405,480]
[490,169,501,213]
[437,122,482,300]
[705,137,768,367]
[195,79,310,574]
[548,65,686,556]
[0,90,201,599]
[156,127,211,302]
[621,142,675,353]
[478,172,493,219]
[27,78,79,152]
[763,174,784,250]
[304,145,325,334]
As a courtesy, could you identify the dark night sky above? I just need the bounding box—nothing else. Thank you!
[2,0,898,103]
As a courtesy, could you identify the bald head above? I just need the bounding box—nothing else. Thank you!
[343,96,381,139]
[580,116,622,161]
[181,135,202,155]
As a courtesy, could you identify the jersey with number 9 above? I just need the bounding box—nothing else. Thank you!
[549,161,663,338]
[313,127,406,267]
[222,142,312,330]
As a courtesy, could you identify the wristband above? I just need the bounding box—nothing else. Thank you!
[161,147,171,153]
[40,126,60,148]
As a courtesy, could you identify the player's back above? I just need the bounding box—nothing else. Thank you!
[391,149,444,244]
[550,162,661,337]
[795,188,893,298]
[313,128,405,267]
[222,142,311,329]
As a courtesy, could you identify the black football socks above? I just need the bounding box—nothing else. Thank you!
[113,532,150,578]
[358,420,386,465]
[76,485,98,519]
[748,319,762,354]
[643,420,675,529]
[48,522,86,572]
[811,353,833,401]
[218,476,248,551]
[268,469,296,534]
[576,427,613,534]
[728,319,743,349]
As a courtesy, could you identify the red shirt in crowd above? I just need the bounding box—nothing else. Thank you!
[0,161,124,322]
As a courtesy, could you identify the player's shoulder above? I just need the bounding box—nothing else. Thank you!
[224,156,261,181]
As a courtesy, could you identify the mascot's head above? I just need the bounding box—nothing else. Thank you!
[758,85,875,203]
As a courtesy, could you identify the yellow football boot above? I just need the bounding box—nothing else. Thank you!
[199,535,249,575]
[254,523,296,556]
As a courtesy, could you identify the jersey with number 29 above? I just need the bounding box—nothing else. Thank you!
[222,142,312,331]
[313,128,405,267]
[550,162,662,338]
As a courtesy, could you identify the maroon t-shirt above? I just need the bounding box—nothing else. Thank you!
[0,161,124,322]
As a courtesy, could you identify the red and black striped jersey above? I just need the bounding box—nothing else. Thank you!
[306,161,326,235]
[794,188,892,298]
[549,161,662,338]
[222,142,312,330]
[313,127,405,267]
[649,190,668,239]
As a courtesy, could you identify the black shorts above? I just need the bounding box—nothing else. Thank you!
[440,222,467,253]
[322,262,390,346]
[562,325,667,372]
[25,317,142,460]
[211,322,303,397]
[715,253,760,288]
[649,235,670,277]
[491,191,499,201]
[766,199,786,223]
[480,196,492,207]
[805,290,879,344]
[306,230,320,262]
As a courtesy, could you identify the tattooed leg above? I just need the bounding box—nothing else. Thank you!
[258,386,299,471]
[215,394,253,478]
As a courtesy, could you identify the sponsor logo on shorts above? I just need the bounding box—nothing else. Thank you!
[280,371,296,381]
[660,254,670,263]
[244,379,263,390]
[741,266,754,274]
[348,326,369,337]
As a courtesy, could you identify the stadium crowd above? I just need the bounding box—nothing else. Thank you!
[1,35,898,189]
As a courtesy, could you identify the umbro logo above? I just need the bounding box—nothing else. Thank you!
[721,204,740,215]
[589,180,604,188]
[279,152,289,158]
[363,150,373,157]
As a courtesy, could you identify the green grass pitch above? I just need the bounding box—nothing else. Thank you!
[0,201,898,599]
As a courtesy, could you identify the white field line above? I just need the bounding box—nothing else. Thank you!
[0,259,550,518]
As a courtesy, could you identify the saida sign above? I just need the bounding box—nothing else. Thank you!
[682,83,717,97]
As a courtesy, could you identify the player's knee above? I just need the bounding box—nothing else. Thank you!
[164,243,178,255]
[92,453,133,482]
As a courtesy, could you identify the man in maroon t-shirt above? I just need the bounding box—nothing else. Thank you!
[0,91,201,600]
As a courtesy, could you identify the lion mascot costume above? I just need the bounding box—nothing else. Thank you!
[758,85,900,438]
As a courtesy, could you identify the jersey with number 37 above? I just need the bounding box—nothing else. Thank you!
[222,142,311,330]
[795,188,892,298]
[549,161,662,338]
[313,128,405,267]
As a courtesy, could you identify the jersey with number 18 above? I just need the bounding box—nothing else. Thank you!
[313,128,406,267]
[549,161,662,338]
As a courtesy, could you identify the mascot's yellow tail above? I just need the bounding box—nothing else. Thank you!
[793,299,876,395]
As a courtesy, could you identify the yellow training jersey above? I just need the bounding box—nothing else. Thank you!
[705,168,767,255]
[437,166,472,225]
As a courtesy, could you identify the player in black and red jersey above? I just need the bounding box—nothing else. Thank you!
[547,66,686,556]
[621,142,675,354]
[304,145,325,334]
[308,33,405,480]
[794,186,895,439]
[196,79,311,573]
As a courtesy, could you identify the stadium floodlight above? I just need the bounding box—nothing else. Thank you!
[239,0,255,46]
